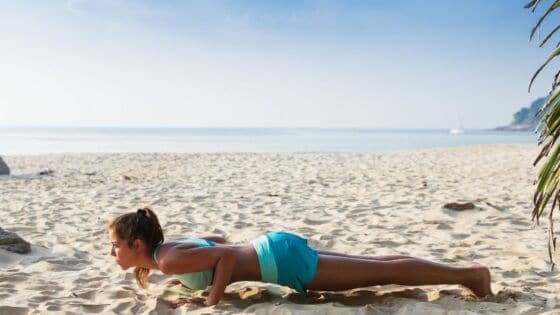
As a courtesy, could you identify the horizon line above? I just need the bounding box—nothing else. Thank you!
[0,124,512,131]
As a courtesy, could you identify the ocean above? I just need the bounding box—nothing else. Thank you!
[0,126,538,155]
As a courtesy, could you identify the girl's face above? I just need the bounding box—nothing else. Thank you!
[110,230,138,270]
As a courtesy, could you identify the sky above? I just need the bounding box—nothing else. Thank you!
[0,0,557,129]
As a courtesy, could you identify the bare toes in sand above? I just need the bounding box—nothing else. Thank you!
[463,265,493,298]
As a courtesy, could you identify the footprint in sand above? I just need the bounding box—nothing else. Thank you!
[1,272,30,283]
[303,218,330,225]
[192,195,208,202]
[502,270,521,279]
[234,221,253,229]
[0,306,29,315]
[436,223,453,230]
[510,219,530,227]
[451,233,470,240]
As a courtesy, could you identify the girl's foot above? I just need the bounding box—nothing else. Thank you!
[463,265,493,298]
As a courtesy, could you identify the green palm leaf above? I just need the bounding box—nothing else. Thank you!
[529,0,560,42]
[525,0,543,11]
[528,45,560,92]
[527,0,560,268]
[540,24,560,46]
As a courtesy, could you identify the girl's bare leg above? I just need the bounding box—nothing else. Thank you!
[305,255,492,298]
[316,249,414,261]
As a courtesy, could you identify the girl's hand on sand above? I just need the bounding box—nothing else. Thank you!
[169,297,206,308]
[204,296,219,306]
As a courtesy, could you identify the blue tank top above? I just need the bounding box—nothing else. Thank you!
[152,238,215,290]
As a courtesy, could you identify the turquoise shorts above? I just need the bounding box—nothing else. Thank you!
[251,231,318,293]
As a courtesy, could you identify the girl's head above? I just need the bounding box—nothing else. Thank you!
[107,207,164,288]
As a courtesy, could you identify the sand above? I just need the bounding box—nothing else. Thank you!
[0,144,559,314]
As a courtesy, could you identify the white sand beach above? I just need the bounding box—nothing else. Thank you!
[1,144,559,314]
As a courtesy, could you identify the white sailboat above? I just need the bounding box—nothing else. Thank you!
[449,127,464,135]
[449,116,464,135]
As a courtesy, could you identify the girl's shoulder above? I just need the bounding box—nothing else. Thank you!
[153,239,210,264]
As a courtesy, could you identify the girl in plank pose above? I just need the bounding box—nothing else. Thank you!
[108,207,492,306]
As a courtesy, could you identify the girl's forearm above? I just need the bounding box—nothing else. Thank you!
[206,250,236,305]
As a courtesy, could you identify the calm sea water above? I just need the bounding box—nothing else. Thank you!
[0,126,538,155]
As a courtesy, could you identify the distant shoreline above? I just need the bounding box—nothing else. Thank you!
[0,127,537,155]
[493,124,534,132]
[0,126,535,132]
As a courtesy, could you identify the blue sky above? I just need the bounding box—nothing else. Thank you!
[0,0,556,128]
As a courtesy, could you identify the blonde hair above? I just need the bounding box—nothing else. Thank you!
[107,207,164,288]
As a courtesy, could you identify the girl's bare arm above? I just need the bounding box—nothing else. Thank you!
[205,248,236,305]
[158,246,236,305]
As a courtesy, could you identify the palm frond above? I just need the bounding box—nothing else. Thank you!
[535,88,560,143]
[528,45,560,92]
[525,0,542,11]
[528,0,560,268]
[540,86,560,115]
[530,0,560,42]
[540,24,560,46]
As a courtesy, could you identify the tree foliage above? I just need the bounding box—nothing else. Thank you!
[526,0,560,269]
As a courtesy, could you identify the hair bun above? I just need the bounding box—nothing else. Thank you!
[137,208,147,216]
